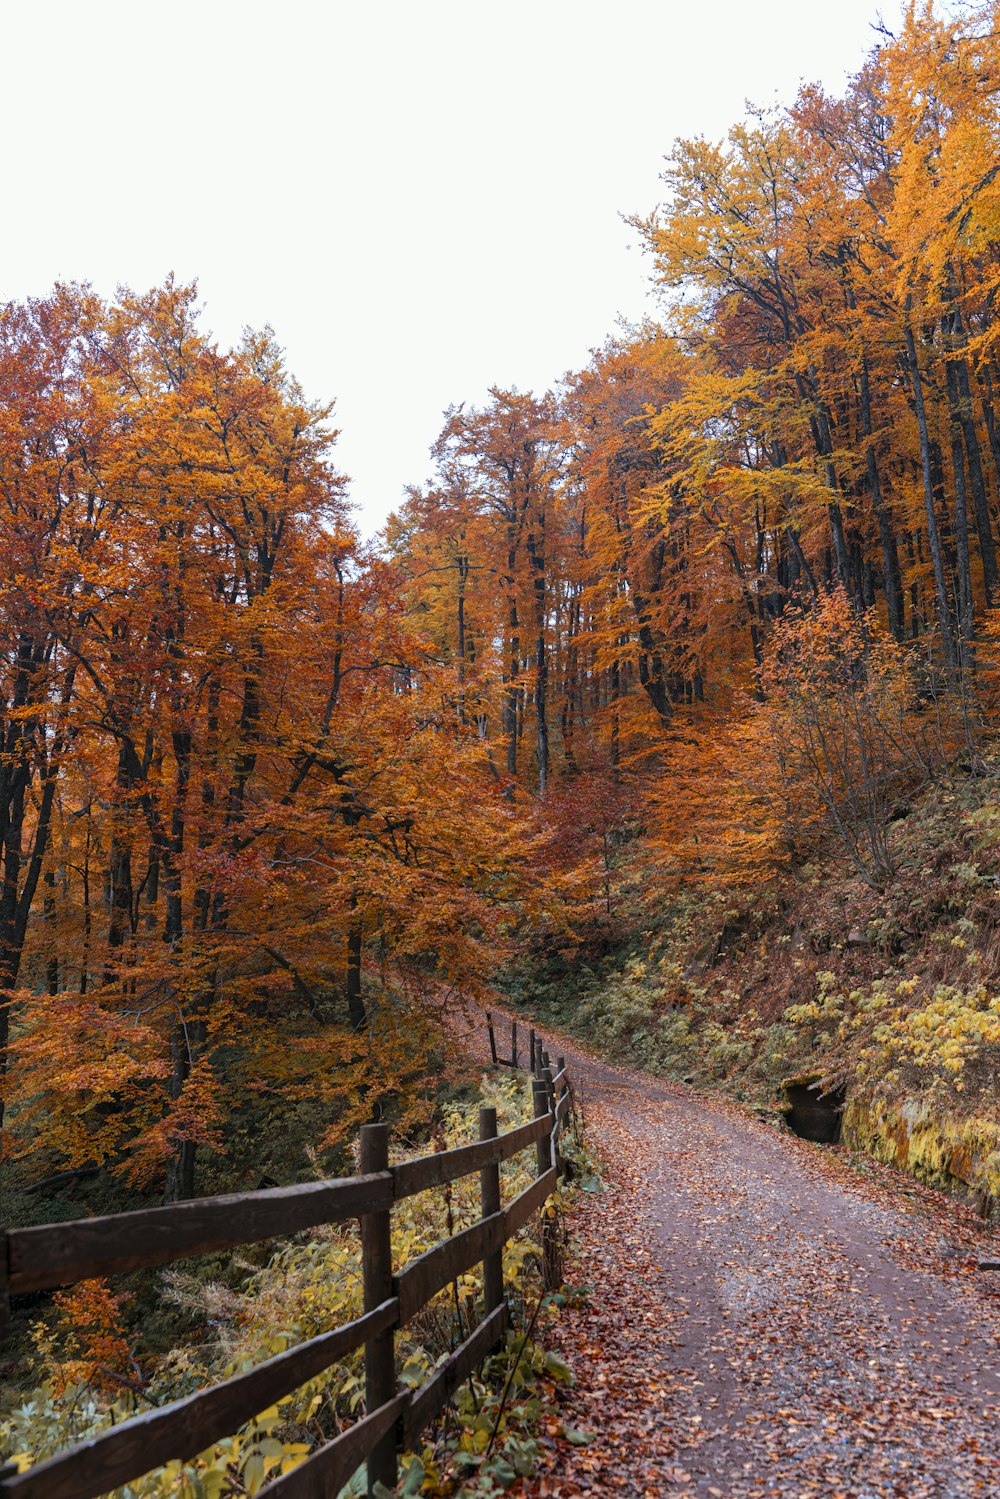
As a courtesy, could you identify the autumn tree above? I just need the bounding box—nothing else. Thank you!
[0,283,542,1198]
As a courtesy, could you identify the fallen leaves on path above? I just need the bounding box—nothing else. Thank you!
[510,1100,683,1496]
[489,1016,1000,1499]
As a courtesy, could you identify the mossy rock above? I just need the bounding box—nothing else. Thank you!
[843,1096,1000,1216]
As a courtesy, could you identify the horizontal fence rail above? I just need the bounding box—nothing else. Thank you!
[5,1176,395,1296]
[0,1040,573,1499]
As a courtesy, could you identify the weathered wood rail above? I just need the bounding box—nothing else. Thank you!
[0,1046,572,1499]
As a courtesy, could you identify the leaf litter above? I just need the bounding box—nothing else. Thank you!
[485,1018,1000,1499]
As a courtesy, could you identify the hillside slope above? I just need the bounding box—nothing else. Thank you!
[508,754,1000,1216]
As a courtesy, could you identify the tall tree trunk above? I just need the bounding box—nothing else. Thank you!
[162,729,192,1202]
[346,918,366,1031]
[504,530,520,786]
[977,361,1000,502]
[526,517,548,796]
[903,320,958,672]
[103,744,135,983]
[945,354,975,657]
[456,553,468,724]
[858,356,904,639]
[562,589,579,774]
[144,852,159,932]
[44,867,58,995]
[0,660,75,1131]
[193,676,220,936]
[799,379,854,597]
[942,298,997,603]
[163,1017,198,1203]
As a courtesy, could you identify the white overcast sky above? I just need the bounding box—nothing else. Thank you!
[3,0,903,536]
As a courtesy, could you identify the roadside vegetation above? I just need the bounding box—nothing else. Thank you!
[506,744,1000,1217]
[1,1071,598,1497]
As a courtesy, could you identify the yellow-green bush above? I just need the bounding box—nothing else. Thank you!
[783,972,1000,1210]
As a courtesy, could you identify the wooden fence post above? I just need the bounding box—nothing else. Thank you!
[487,1013,498,1066]
[541,1062,554,1114]
[541,1062,560,1169]
[511,1020,517,1069]
[359,1123,397,1497]
[532,1079,550,1176]
[534,1074,561,1290]
[529,1029,536,1075]
[479,1106,504,1328]
[542,1063,562,1176]
[555,1056,568,1175]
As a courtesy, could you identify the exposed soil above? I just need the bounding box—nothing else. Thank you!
[458,1009,1000,1498]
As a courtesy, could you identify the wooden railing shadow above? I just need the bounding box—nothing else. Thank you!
[0,1045,572,1499]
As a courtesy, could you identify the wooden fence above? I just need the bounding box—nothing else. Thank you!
[0,1038,571,1499]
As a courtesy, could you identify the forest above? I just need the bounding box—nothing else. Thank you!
[2,3,1000,1496]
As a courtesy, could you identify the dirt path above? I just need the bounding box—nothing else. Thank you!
[461,1011,1000,1498]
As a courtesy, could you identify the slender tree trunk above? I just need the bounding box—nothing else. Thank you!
[859,355,904,639]
[535,634,548,795]
[940,298,997,603]
[44,867,58,995]
[103,744,135,982]
[800,380,854,597]
[562,590,579,774]
[193,677,220,935]
[346,918,366,1031]
[526,517,548,796]
[456,554,468,724]
[0,661,75,1130]
[504,531,520,786]
[80,825,92,996]
[144,853,159,932]
[903,319,957,671]
[945,355,975,656]
[164,1019,197,1202]
[977,361,1000,503]
[951,342,997,604]
[162,727,192,1202]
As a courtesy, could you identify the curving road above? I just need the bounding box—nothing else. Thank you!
[463,1010,1000,1498]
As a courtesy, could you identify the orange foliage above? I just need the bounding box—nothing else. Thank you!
[41,1281,135,1397]
[390,3,999,910]
[5,5,1000,1201]
[0,284,544,1194]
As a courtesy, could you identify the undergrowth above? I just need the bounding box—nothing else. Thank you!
[0,1075,601,1496]
[504,753,1000,1211]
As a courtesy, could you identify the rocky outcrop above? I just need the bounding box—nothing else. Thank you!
[843,1096,1000,1219]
